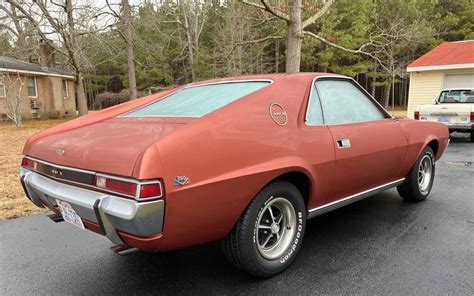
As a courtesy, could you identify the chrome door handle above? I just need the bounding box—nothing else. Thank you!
[336,138,351,148]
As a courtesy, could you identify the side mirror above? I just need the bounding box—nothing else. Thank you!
[433,98,439,105]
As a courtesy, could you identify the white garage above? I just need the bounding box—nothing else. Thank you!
[444,74,474,89]
[406,41,474,118]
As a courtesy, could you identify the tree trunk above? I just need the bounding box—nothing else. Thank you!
[182,9,195,81]
[122,0,137,100]
[371,67,376,97]
[382,79,391,109]
[76,72,88,116]
[285,0,302,73]
[66,0,88,115]
[275,38,280,73]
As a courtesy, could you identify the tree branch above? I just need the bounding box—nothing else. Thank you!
[303,30,390,72]
[240,0,289,22]
[0,23,19,37]
[105,0,120,18]
[261,0,289,21]
[5,0,58,48]
[228,35,282,56]
[302,0,334,29]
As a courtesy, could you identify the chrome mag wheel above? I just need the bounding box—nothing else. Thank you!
[418,154,433,194]
[256,197,297,260]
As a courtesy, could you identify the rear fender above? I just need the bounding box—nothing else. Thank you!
[396,120,449,179]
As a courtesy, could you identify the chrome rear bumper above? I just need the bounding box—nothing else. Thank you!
[20,168,164,244]
[446,123,473,131]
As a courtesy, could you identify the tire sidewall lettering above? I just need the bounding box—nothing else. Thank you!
[279,210,304,264]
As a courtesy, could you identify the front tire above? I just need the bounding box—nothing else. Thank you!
[221,181,306,278]
[397,146,435,202]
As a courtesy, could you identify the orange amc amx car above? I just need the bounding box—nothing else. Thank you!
[19,73,449,277]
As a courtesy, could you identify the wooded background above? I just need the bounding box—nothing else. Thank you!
[1,0,473,115]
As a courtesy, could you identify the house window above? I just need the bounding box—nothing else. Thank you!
[0,75,5,97]
[27,77,37,97]
[62,79,68,98]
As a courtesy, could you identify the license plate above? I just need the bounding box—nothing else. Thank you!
[57,200,85,230]
[437,116,450,123]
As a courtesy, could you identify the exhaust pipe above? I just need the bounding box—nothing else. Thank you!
[47,212,64,223]
[110,244,139,256]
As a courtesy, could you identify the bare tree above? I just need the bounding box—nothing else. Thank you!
[240,0,333,72]
[106,0,138,99]
[5,0,108,116]
[238,0,395,76]
[121,0,137,99]
[3,72,26,128]
[172,0,211,81]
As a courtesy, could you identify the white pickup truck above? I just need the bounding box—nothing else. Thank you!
[415,88,474,142]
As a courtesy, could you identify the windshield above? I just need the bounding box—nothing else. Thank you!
[123,81,270,117]
[437,90,474,104]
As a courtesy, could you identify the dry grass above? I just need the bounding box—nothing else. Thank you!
[390,107,408,118]
[0,119,69,220]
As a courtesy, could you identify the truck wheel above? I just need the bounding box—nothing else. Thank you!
[397,146,435,202]
[221,181,306,278]
[470,131,474,142]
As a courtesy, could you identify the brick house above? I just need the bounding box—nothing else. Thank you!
[0,56,77,119]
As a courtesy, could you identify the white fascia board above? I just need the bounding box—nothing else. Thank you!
[0,68,75,79]
[407,63,474,72]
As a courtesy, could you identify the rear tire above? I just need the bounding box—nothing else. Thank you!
[397,146,435,202]
[221,181,306,278]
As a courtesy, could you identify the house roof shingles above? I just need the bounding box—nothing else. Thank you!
[407,40,474,72]
[0,56,74,79]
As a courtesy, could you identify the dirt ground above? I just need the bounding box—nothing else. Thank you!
[390,108,408,118]
[0,119,68,220]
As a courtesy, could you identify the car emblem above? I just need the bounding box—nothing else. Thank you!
[56,149,65,156]
[51,168,64,176]
[173,176,190,186]
[269,103,288,126]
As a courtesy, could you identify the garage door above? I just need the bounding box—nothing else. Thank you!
[445,74,474,88]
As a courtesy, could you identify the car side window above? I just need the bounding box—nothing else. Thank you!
[316,80,386,125]
[306,85,324,125]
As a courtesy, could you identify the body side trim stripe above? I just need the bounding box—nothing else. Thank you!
[307,178,405,219]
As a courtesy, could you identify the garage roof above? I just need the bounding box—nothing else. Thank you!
[407,40,474,72]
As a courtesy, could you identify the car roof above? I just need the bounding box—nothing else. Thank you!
[185,72,349,88]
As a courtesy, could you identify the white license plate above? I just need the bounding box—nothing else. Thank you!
[57,200,85,230]
[437,116,451,123]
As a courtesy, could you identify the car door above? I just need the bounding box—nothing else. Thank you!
[310,78,407,203]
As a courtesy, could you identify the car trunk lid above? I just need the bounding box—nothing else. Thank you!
[418,104,473,124]
[26,117,194,177]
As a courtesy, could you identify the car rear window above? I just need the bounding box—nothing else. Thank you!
[438,90,474,103]
[122,81,270,117]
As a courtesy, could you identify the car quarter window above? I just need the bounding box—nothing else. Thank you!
[315,79,386,125]
[306,83,324,125]
[123,81,270,117]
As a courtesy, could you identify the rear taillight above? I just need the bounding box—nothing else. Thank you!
[139,183,163,199]
[414,111,419,120]
[470,112,474,122]
[21,157,36,170]
[94,175,163,200]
